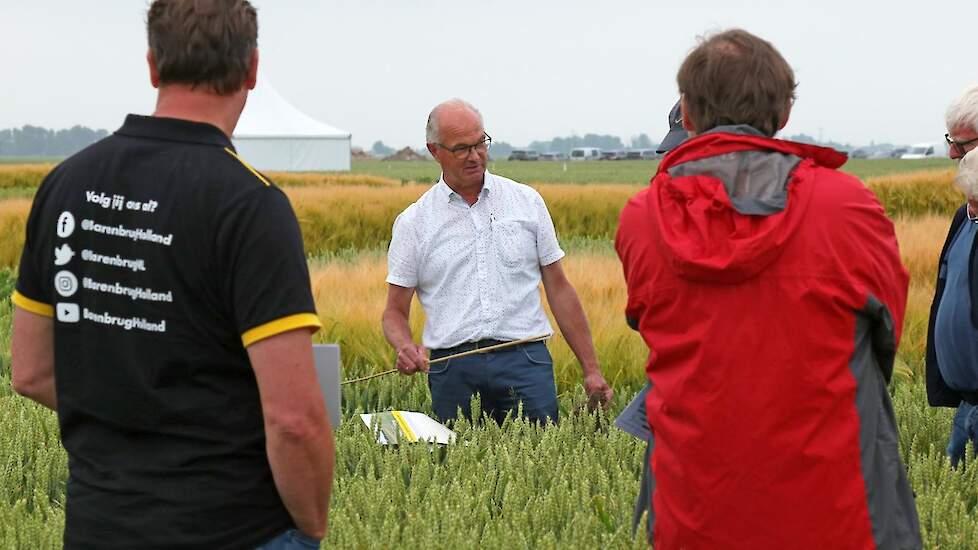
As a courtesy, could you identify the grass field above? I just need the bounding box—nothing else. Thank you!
[0,157,958,191]
[2,160,977,548]
[351,157,957,184]
[0,157,63,165]
[0,166,962,270]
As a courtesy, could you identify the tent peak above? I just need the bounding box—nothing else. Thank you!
[234,74,350,138]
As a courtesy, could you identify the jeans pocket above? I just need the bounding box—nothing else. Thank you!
[427,356,452,375]
[520,343,553,366]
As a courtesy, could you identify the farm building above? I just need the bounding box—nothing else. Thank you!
[232,76,351,171]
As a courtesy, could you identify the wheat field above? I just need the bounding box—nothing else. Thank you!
[2,162,977,548]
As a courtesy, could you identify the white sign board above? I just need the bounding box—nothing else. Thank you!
[312,344,341,428]
[359,411,456,445]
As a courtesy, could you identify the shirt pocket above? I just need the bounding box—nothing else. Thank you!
[494,218,537,269]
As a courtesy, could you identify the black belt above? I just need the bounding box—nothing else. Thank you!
[434,339,515,356]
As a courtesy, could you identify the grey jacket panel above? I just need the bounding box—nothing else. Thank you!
[632,437,655,543]
[852,295,922,549]
[667,150,802,216]
[864,294,898,383]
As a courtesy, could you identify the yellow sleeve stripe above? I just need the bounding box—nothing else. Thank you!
[11,290,54,318]
[224,147,271,187]
[241,313,322,347]
[391,411,418,443]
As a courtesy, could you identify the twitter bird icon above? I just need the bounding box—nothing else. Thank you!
[54,243,75,266]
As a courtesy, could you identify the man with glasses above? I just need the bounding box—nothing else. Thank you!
[945,86,978,161]
[382,98,613,425]
[927,84,978,466]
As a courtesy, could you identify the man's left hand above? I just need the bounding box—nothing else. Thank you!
[583,372,614,411]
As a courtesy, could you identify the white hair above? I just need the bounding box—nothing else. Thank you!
[955,149,978,199]
[425,98,484,143]
[946,84,978,133]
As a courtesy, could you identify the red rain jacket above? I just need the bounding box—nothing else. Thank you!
[616,129,921,549]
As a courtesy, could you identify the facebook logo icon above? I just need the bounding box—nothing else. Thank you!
[57,211,75,238]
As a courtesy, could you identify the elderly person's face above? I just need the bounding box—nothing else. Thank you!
[954,150,978,216]
[427,106,488,189]
[947,124,978,160]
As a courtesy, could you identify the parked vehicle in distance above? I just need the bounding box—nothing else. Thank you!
[508,150,539,161]
[900,143,945,159]
[570,147,602,161]
[600,150,625,161]
[538,152,565,161]
[639,149,660,160]
[624,150,643,160]
[889,147,908,158]
[850,149,869,159]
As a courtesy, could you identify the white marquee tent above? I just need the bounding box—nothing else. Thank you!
[232,78,351,171]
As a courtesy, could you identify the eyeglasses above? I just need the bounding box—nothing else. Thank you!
[436,134,492,159]
[945,133,978,157]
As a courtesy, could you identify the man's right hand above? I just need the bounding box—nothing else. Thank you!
[396,343,429,374]
[383,285,428,376]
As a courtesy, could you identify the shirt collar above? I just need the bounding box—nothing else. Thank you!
[436,170,493,203]
[114,114,234,149]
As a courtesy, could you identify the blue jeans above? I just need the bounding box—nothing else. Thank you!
[255,529,321,550]
[948,401,978,467]
[428,341,559,425]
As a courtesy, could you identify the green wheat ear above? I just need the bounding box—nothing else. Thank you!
[892,358,914,384]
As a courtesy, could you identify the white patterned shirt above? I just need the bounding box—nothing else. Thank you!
[386,171,565,349]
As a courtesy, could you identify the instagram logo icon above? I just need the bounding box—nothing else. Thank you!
[54,270,78,298]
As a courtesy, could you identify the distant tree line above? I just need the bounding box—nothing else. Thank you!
[363,131,901,163]
[0,125,109,157]
[370,140,395,157]
[365,132,659,161]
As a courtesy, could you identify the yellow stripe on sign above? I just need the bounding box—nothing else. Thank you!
[391,411,418,443]
[11,290,54,318]
[241,313,323,347]
[224,147,272,186]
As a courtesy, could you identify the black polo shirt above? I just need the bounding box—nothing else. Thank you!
[14,115,321,550]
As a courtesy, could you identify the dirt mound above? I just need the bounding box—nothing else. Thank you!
[383,147,426,161]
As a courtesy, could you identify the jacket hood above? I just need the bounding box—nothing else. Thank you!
[648,126,847,283]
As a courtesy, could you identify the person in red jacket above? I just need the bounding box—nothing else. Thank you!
[615,29,921,549]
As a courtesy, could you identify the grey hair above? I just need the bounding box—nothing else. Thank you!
[426,98,484,143]
[946,84,978,133]
[955,149,978,198]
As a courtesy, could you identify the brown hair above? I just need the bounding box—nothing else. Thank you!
[147,0,258,95]
[677,29,797,137]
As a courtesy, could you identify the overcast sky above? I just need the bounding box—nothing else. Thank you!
[1,0,974,149]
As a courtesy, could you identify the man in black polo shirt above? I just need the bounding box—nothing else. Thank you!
[10,1,334,548]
